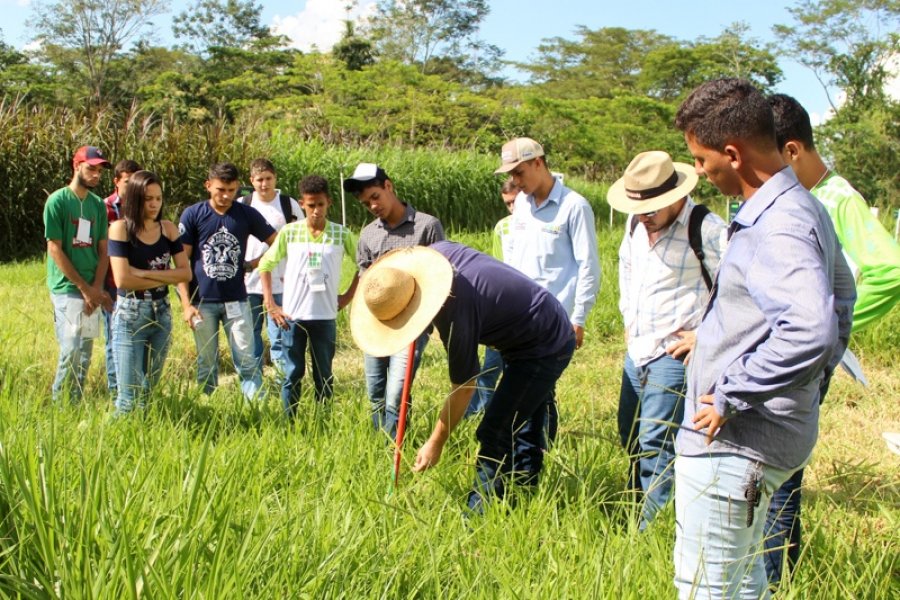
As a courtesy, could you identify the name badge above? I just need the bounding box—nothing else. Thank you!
[225,301,243,320]
[307,267,327,293]
[75,218,92,245]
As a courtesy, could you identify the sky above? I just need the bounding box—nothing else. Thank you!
[0,0,850,123]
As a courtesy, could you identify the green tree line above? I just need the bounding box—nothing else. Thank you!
[0,0,896,260]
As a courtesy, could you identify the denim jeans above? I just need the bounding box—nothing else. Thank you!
[102,290,117,397]
[50,293,95,402]
[468,337,575,512]
[763,467,804,587]
[673,454,800,600]
[192,300,261,400]
[618,353,685,527]
[364,331,430,438]
[112,296,172,413]
[467,346,503,417]
[248,292,284,372]
[281,319,336,417]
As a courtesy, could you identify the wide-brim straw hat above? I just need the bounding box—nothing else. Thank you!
[607,151,698,214]
[350,246,453,357]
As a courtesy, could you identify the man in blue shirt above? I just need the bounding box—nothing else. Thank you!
[672,79,855,599]
[350,242,575,512]
[177,163,276,400]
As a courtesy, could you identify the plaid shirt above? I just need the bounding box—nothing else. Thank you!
[618,197,727,366]
[356,204,444,271]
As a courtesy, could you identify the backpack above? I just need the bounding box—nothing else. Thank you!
[239,192,297,223]
[630,204,713,290]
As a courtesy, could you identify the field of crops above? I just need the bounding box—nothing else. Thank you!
[0,229,897,598]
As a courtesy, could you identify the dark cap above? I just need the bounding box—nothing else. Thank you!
[73,146,111,169]
[343,162,389,194]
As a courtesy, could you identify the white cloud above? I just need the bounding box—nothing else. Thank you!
[271,0,377,53]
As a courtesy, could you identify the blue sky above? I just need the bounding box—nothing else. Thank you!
[0,0,837,122]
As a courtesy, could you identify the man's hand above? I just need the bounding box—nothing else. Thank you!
[337,292,352,311]
[266,300,289,330]
[80,285,105,315]
[182,304,201,329]
[98,289,113,313]
[413,437,445,472]
[692,394,727,445]
[573,324,585,349]
[667,329,697,365]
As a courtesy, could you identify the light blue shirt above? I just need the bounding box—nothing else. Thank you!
[677,168,855,470]
[506,179,601,326]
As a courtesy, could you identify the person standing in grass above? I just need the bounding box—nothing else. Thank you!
[241,158,303,374]
[493,137,601,444]
[259,175,359,418]
[44,145,113,402]
[343,163,444,438]
[351,242,576,513]
[608,150,727,530]
[101,159,142,400]
[762,93,900,587]
[108,171,190,414]
[467,177,519,417]
[672,78,855,599]
[177,162,276,400]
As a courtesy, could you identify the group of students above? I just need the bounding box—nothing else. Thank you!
[43,78,900,600]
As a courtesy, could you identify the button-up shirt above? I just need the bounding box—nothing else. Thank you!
[619,197,727,366]
[356,204,444,272]
[505,179,601,326]
[677,168,856,470]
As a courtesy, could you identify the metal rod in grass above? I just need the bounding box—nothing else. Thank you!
[392,340,416,489]
[339,164,347,227]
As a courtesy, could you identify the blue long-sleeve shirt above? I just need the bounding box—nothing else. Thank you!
[677,168,855,470]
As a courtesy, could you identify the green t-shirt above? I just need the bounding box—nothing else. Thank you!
[813,173,900,331]
[43,186,109,294]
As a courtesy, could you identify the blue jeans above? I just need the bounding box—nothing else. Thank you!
[763,467,804,587]
[467,346,503,417]
[50,293,95,402]
[281,319,336,417]
[192,300,261,400]
[674,454,800,600]
[248,292,285,372]
[364,331,430,438]
[468,337,575,512]
[102,290,117,397]
[618,353,685,527]
[112,297,172,413]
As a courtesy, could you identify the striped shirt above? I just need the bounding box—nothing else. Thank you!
[258,220,356,320]
[356,204,444,271]
[618,197,727,366]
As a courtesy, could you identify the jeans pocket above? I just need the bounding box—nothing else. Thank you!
[114,299,141,325]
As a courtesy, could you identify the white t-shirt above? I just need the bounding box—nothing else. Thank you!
[243,190,303,294]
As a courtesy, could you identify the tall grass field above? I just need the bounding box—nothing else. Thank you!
[0,228,897,598]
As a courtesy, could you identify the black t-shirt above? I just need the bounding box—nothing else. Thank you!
[108,223,184,299]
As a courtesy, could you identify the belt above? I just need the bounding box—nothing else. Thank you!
[119,289,168,301]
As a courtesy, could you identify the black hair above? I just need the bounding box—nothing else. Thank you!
[208,162,240,183]
[299,175,330,196]
[122,170,163,241]
[114,159,142,180]
[768,93,816,151]
[675,78,777,151]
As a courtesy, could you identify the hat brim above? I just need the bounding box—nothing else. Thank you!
[77,158,111,167]
[607,163,698,214]
[494,160,523,175]
[350,247,453,357]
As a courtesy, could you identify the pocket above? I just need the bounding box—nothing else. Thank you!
[114,299,141,325]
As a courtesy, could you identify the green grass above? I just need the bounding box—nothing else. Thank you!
[0,231,897,598]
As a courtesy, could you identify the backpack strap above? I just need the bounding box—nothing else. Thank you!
[238,194,251,205]
[279,193,297,223]
[628,214,639,236]
[688,204,713,291]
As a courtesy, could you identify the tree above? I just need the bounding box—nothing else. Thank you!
[332,18,375,71]
[28,0,169,106]
[365,0,498,76]
[172,0,277,55]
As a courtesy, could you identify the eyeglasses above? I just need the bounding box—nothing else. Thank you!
[638,210,659,219]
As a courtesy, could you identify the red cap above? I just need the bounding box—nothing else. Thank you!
[72,146,111,168]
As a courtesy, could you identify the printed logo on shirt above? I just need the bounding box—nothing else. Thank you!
[201,226,241,281]
[148,253,171,271]
[308,250,323,269]
[178,222,186,236]
[541,224,562,235]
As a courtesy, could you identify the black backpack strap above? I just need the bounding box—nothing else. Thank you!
[238,194,251,205]
[279,193,297,223]
[628,214,639,236]
[688,204,713,290]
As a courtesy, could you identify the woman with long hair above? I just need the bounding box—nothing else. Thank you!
[108,170,190,413]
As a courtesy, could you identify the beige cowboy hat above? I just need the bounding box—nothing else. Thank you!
[607,151,698,214]
[350,246,454,357]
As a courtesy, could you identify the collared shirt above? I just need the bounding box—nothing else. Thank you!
[505,179,601,326]
[356,204,444,272]
[619,197,727,366]
[430,242,574,385]
[103,193,122,291]
[677,168,856,470]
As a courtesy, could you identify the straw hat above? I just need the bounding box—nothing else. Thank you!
[607,151,698,214]
[350,247,454,357]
